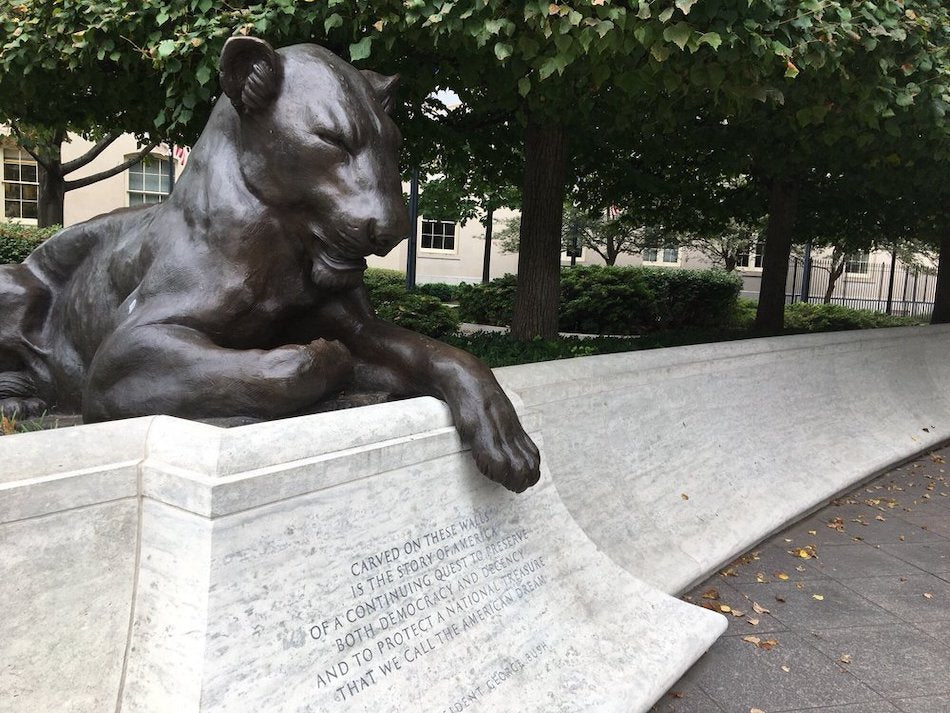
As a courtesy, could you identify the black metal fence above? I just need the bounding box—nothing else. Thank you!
[785,257,937,317]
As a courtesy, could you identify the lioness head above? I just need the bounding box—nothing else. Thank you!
[219,37,410,291]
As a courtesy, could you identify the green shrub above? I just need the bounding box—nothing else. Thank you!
[364,268,460,338]
[457,274,518,326]
[783,302,923,332]
[417,282,463,303]
[559,266,654,334]
[638,267,742,330]
[0,222,60,263]
[732,297,759,330]
[456,266,742,334]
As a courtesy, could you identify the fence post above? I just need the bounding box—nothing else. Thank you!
[800,241,813,303]
[406,167,419,291]
[886,245,897,315]
[790,258,799,303]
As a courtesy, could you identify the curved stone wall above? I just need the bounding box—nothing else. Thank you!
[496,324,950,594]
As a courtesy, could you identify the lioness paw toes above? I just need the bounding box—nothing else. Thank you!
[0,396,48,421]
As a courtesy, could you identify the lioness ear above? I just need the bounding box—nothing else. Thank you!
[219,36,282,113]
[361,70,400,114]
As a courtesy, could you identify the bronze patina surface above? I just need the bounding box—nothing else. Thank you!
[0,38,539,492]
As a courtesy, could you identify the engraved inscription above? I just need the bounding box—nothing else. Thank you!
[305,507,549,703]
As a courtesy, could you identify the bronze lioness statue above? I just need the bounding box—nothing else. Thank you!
[0,37,540,493]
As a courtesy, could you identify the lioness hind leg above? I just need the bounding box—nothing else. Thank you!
[0,264,51,417]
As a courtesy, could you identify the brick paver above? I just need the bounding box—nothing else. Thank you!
[652,444,950,713]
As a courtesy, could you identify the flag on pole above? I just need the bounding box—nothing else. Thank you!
[172,144,190,168]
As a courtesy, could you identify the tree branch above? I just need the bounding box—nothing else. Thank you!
[9,122,51,170]
[61,133,119,174]
[64,142,159,192]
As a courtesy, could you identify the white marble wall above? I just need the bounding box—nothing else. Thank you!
[495,325,950,594]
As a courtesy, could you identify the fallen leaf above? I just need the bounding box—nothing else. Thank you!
[808,529,818,535]
[751,709,766,713]
[781,665,790,672]
[789,546,817,559]
[756,573,769,583]
[775,595,786,603]
[776,572,790,581]
[812,594,825,601]
[747,617,760,625]
[730,609,746,617]
[839,654,852,664]
[670,691,684,698]
[702,588,720,600]
[931,453,946,464]
[924,592,934,599]
[681,493,689,500]
[875,515,886,522]
[743,635,761,646]
[720,604,732,613]
[752,602,771,614]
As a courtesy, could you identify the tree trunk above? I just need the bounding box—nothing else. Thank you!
[481,207,494,284]
[510,121,567,340]
[754,178,799,334]
[931,232,950,324]
[37,162,65,227]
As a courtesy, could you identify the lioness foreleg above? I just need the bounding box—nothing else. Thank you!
[83,323,352,421]
[317,291,540,493]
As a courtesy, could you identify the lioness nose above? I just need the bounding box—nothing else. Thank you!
[369,214,410,253]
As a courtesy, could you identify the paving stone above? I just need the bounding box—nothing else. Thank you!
[687,630,881,713]
[683,580,787,636]
[838,513,948,545]
[781,512,884,547]
[811,544,926,580]
[899,512,950,541]
[892,694,950,713]
[840,573,950,623]
[648,676,725,713]
[880,541,950,574]
[781,702,899,713]
[723,544,822,584]
[911,620,950,647]
[810,625,950,699]
[742,579,900,632]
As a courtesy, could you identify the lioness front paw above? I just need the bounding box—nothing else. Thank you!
[461,392,541,494]
[0,396,48,421]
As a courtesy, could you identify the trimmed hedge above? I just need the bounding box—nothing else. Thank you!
[416,282,464,303]
[363,268,460,338]
[0,222,59,263]
[457,266,742,335]
[784,302,923,332]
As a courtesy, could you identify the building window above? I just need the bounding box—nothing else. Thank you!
[420,219,456,252]
[736,239,765,269]
[128,155,171,206]
[2,147,39,220]
[642,246,679,265]
[845,251,869,275]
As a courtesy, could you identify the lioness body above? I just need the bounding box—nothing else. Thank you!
[0,39,540,492]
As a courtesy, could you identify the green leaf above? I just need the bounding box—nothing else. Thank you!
[518,76,531,96]
[662,21,692,50]
[198,0,212,11]
[895,91,915,107]
[697,32,721,50]
[658,6,674,22]
[636,2,651,19]
[195,64,212,85]
[554,33,572,53]
[650,41,671,61]
[494,42,512,60]
[539,56,559,79]
[675,0,697,15]
[324,13,343,33]
[157,40,176,58]
[349,37,373,61]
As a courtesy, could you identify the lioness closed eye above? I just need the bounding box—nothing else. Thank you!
[0,37,540,493]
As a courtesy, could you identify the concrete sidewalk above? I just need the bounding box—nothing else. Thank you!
[652,444,950,713]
